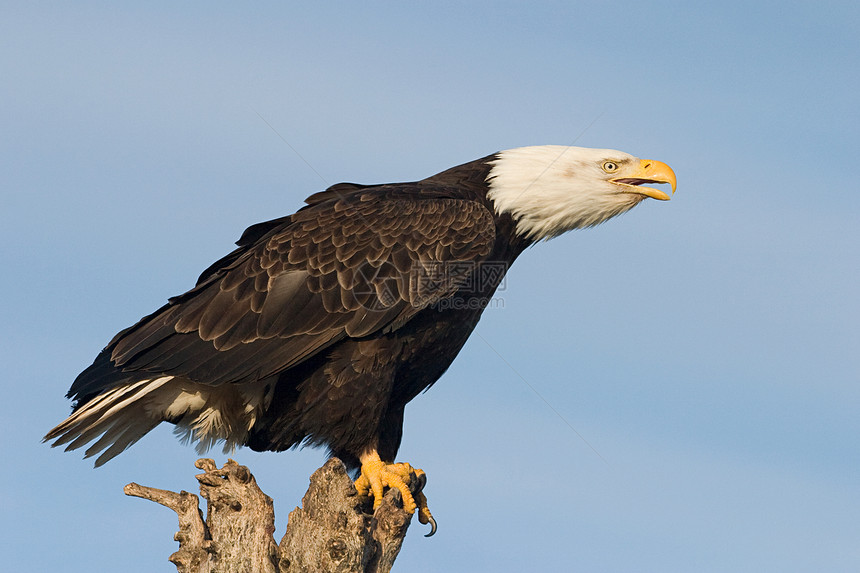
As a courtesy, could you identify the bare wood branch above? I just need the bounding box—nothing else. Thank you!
[277,458,411,572]
[125,457,422,573]
[123,482,210,572]
[194,458,279,573]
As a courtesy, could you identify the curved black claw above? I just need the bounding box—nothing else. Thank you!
[424,514,437,537]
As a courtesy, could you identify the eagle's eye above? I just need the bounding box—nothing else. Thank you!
[602,161,619,173]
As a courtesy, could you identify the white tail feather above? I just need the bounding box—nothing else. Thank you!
[45,375,274,466]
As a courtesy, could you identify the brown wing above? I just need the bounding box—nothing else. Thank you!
[75,193,496,392]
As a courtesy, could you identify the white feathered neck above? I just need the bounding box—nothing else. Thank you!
[486,145,645,240]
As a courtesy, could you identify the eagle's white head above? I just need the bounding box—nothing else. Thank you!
[486,145,677,240]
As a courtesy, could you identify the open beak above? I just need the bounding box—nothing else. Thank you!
[612,159,677,201]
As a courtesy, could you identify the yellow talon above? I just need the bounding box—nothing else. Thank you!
[355,450,436,536]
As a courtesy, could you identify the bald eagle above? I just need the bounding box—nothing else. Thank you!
[46,145,676,534]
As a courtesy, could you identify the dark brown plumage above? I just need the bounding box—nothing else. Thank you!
[47,153,531,467]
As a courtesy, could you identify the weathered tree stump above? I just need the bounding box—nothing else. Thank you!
[124,458,422,573]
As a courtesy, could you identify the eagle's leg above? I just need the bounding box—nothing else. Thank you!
[354,450,437,536]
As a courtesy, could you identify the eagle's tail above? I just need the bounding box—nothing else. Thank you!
[43,376,174,466]
[44,374,275,466]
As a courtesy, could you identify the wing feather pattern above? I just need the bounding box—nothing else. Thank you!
[68,189,496,400]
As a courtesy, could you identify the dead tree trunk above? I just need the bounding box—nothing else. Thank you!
[124,458,419,573]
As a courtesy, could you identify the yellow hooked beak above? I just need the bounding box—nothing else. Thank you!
[611,159,677,201]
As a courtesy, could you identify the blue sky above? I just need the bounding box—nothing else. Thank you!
[3,2,859,571]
